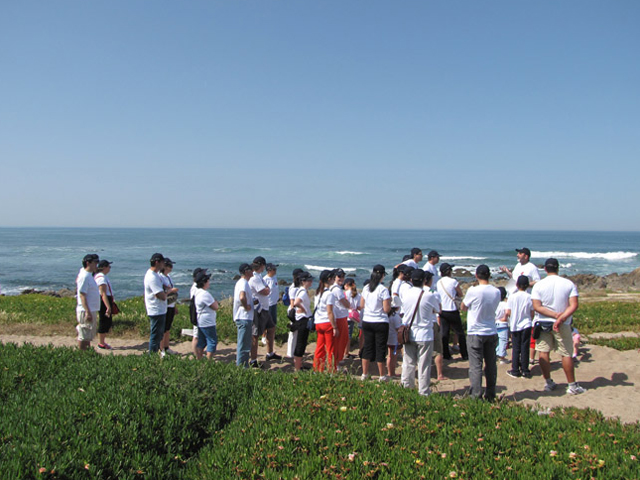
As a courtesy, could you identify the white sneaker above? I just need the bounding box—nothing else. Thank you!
[360,374,370,381]
[165,348,179,355]
[567,384,586,395]
[378,376,389,383]
[544,380,557,392]
[261,336,267,346]
[160,350,166,358]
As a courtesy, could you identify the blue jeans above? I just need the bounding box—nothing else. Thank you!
[197,326,218,353]
[149,314,166,353]
[496,327,509,358]
[236,319,253,367]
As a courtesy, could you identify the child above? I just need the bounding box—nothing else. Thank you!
[262,263,280,346]
[344,278,361,359]
[505,276,534,378]
[495,287,509,364]
[387,306,403,377]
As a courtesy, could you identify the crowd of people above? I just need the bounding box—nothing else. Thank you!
[74,247,586,398]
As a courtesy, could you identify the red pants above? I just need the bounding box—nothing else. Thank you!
[333,317,349,365]
[314,322,335,372]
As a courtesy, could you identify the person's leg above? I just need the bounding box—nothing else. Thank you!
[269,304,278,327]
[202,326,218,359]
[360,322,375,378]
[401,342,418,389]
[148,315,166,353]
[293,324,310,371]
[511,330,522,373]
[484,335,498,400]
[287,331,298,358]
[387,345,397,377]
[433,322,447,380]
[236,320,251,367]
[467,335,483,398]
[521,328,532,375]
[266,326,276,355]
[440,312,453,359]
[334,317,349,365]
[417,341,434,396]
[450,313,468,359]
[496,328,508,359]
[374,323,389,378]
[561,355,576,383]
[314,323,329,372]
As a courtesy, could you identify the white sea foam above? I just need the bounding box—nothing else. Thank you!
[335,251,365,255]
[441,256,487,261]
[532,251,638,261]
[305,265,357,273]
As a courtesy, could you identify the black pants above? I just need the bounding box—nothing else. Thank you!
[440,310,468,359]
[511,328,532,375]
[294,318,310,358]
[361,322,389,363]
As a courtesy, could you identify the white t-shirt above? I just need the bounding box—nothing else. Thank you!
[264,275,279,307]
[361,283,391,324]
[423,262,440,289]
[330,285,348,318]
[190,283,198,298]
[294,288,311,320]
[76,269,100,312]
[437,277,459,312]
[94,272,113,297]
[346,292,361,314]
[314,288,336,324]
[387,311,403,346]
[144,269,167,316]
[391,278,403,307]
[463,284,501,336]
[397,281,413,315]
[531,275,579,326]
[195,289,217,328]
[402,259,419,269]
[510,262,541,294]
[249,272,270,311]
[507,290,533,331]
[495,301,508,329]
[160,273,176,307]
[287,286,300,313]
[233,278,254,321]
[401,286,440,342]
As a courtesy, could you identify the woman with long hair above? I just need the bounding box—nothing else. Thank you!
[292,271,314,371]
[286,268,304,358]
[436,263,468,360]
[360,265,392,381]
[313,269,338,372]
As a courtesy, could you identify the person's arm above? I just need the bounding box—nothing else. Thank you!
[155,291,168,301]
[257,286,270,296]
[210,300,219,311]
[554,296,578,331]
[79,292,93,322]
[499,266,513,278]
[505,309,511,323]
[455,285,463,298]
[293,296,304,315]
[239,291,250,311]
[98,284,111,317]
[382,298,391,314]
[532,299,558,320]
[460,301,468,312]
[339,296,350,308]
[327,304,338,337]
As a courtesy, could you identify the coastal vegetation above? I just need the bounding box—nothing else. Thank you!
[1,343,638,479]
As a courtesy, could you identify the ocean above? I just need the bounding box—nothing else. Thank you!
[0,228,638,300]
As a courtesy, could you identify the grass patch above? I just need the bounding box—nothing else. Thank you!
[573,302,640,335]
[1,344,638,479]
[587,336,640,351]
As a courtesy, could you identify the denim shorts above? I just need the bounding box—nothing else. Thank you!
[197,325,218,353]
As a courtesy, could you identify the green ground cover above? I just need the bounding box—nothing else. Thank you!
[1,344,638,479]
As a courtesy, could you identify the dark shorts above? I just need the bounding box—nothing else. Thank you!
[294,317,310,358]
[98,296,113,334]
[164,306,176,333]
[361,321,389,363]
[252,308,275,336]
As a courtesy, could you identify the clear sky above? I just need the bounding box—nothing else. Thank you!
[1,1,638,230]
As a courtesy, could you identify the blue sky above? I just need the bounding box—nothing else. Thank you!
[1,1,638,230]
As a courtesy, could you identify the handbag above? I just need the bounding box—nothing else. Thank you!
[532,321,553,339]
[397,290,424,346]
[111,301,120,316]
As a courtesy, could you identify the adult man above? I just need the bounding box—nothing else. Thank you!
[532,258,586,395]
[402,248,423,269]
[423,250,441,290]
[461,265,501,400]
[233,263,254,367]
[144,253,169,354]
[500,247,540,294]
[76,254,101,350]
[248,256,281,366]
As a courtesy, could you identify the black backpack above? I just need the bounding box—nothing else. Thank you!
[189,296,198,326]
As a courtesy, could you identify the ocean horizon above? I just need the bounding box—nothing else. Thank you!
[1,227,638,300]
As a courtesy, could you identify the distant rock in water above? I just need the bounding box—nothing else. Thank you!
[232,275,241,281]
[21,288,75,298]
[453,268,472,278]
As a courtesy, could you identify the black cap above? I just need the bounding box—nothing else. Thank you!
[440,262,454,274]
[292,268,304,278]
[97,259,112,269]
[516,248,532,257]
[83,253,99,263]
[397,264,409,274]
[194,271,211,285]
[411,269,426,282]
[239,263,252,274]
[516,275,530,289]
[333,268,346,277]
[299,272,313,282]
[163,257,175,267]
[319,269,334,282]
[192,267,205,279]
[427,250,440,258]
[266,263,279,271]
[252,256,267,266]
[476,264,490,277]
[410,248,422,256]
[544,258,559,269]
[150,253,165,263]
[373,264,387,275]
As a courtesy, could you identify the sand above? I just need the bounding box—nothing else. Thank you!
[2,333,639,425]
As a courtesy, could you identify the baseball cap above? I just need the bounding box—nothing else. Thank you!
[266,263,279,271]
[516,275,530,289]
[333,268,346,277]
[373,264,387,275]
[319,269,335,282]
[163,257,175,267]
[192,267,205,279]
[427,250,440,258]
[440,262,454,274]
[150,253,165,263]
[194,271,211,284]
[83,253,99,264]
[516,248,531,257]
[410,269,426,282]
[299,272,313,282]
[97,259,112,269]
[544,258,559,269]
[252,256,267,266]
[239,263,252,274]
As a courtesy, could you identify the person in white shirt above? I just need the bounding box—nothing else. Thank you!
[313,270,339,372]
[505,275,534,379]
[495,287,509,364]
[532,258,585,395]
[76,254,100,350]
[159,258,179,356]
[292,271,314,371]
[359,265,392,381]
[190,267,205,359]
[263,263,280,346]
[343,277,362,358]
[461,265,501,400]
[500,247,541,294]
[423,250,441,289]
[400,270,440,396]
[234,263,254,367]
[286,268,304,358]
[401,248,423,270]
[144,253,169,354]
[193,270,219,360]
[437,263,468,360]
[248,256,280,367]
[330,268,352,367]
[95,259,115,350]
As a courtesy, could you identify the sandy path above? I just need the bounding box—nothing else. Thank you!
[2,334,639,425]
